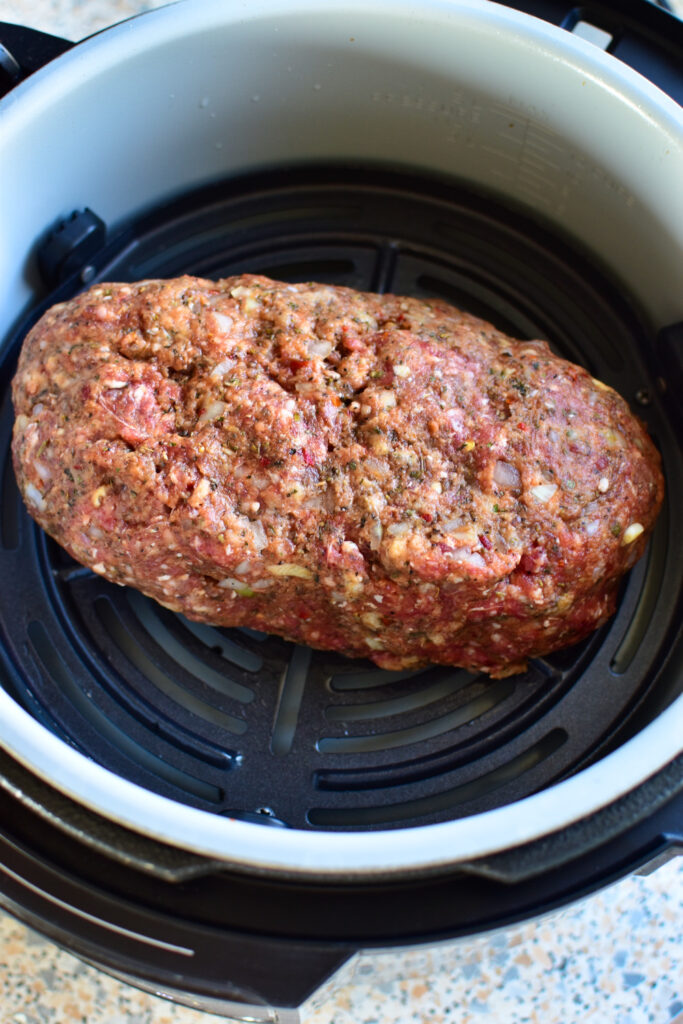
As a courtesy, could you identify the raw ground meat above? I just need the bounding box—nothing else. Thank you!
[12,274,664,677]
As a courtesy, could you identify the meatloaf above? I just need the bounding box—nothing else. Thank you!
[12,274,664,677]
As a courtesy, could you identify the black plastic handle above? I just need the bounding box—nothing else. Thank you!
[0,21,72,100]
[0,747,216,884]
[461,751,683,884]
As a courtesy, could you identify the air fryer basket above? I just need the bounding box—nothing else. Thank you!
[0,163,681,839]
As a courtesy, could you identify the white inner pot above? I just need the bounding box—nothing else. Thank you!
[0,0,681,876]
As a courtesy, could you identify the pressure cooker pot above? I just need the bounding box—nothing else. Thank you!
[0,0,681,1018]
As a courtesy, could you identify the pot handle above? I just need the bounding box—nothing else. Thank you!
[502,1,683,106]
[0,22,73,100]
[0,746,221,883]
[459,751,683,884]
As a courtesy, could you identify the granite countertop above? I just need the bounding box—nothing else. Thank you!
[0,1,682,1021]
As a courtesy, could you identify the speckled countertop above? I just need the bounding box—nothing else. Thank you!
[0,1,682,1022]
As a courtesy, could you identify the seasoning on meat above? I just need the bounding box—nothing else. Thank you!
[11,274,664,677]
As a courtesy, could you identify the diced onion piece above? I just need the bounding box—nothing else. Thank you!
[250,579,273,590]
[189,477,211,507]
[234,560,252,575]
[285,482,305,500]
[210,357,236,379]
[598,477,610,493]
[449,548,486,568]
[363,456,386,478]
[247,520,268,551]
[34,461,51,483]
[364,636,385,650]
[361,611,383,630]
[267,563,313,579]
[295,381,318,395]
[386,521,411,536]
[493,460,522,489]
[213,312,234,335]
[393,364,411,378]
[302,494,324,510]
[307,338,334,359]
[458,551,486,568]
[444,408,463,430]
[622,523,644,545]
[25,482,46,511]
[584,520,600,536]
[530,483,557,503]
[369,520,383,551]
[446,546,469,559]
[197,400,226,427]
[376,389,397,410]
[441,523,478,547]
[230,284,257,310]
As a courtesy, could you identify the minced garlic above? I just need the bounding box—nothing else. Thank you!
[622,523,644,545]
